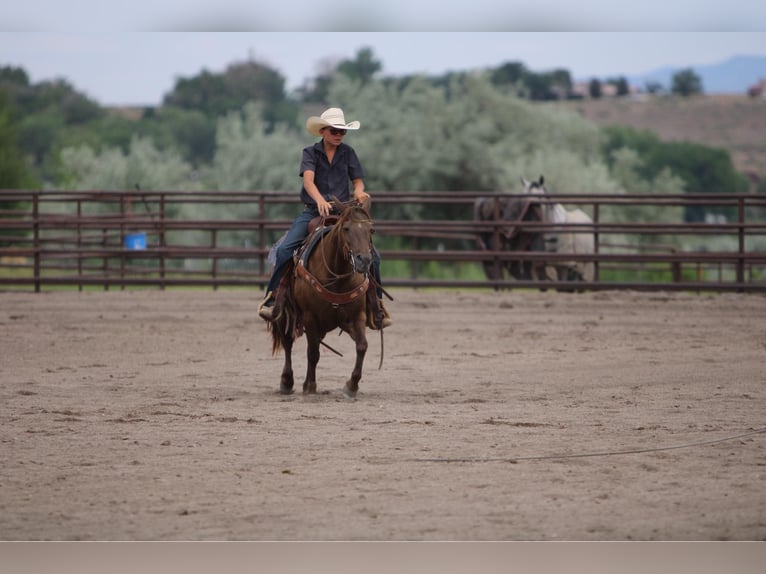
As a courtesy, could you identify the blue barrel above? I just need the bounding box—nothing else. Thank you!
[124,232,147,250]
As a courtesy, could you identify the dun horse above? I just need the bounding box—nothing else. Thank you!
[268,199,378,399]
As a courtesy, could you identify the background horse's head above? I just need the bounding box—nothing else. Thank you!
[521,175,545,193]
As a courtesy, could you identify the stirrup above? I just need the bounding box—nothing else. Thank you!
[258,292,275,321]
[369,302,392,330]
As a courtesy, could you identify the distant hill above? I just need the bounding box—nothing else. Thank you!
[554,94,766,182]
[621,54,766,94]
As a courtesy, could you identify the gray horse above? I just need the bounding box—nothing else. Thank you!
[474,176,595,286]
[520,176,595,283]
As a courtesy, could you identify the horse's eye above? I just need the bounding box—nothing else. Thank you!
[370,228,376,235]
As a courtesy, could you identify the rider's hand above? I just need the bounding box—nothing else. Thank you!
[318,199,333,217]
[354,190,370,204]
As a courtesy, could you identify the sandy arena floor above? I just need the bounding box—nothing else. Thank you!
[1,288,765,540]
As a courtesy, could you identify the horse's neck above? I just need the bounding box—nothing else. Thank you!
[546,203,568,223]
[528,187,567,223]
[314,224,352,278]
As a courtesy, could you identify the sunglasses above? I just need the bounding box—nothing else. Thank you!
[327,128,347,136]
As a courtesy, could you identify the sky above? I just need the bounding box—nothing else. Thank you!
[3,2,766,106]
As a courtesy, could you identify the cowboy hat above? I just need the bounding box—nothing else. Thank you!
[305,108,361,137]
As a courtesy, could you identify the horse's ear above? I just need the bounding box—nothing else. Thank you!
[359,195,372,213]
[330,195,345,214]
[521,177,530,190]
[539,175,545,187]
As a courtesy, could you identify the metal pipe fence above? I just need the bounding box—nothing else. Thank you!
[1,189,765,292]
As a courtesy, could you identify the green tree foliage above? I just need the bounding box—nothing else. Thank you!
[490,61,527,87]
[0,98,38,246]
[0,103,36,188]
[163,60,298,126]
[141,107,217,166]
[2,66,105,183]
[299,48,383,103]
[337,47,382,85]
[1,67,103,124]
[325,73,615,227]
[210,102,301,196]
[489,61,572,100]
[603,125,748,220]
[671,68,704,96]
[57,135,201,194]
[604,147,686,247]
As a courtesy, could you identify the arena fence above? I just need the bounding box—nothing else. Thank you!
[1,189,765,292]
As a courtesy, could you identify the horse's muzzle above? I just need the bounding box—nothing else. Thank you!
[352,252,373,274]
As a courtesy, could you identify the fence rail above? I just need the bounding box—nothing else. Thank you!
[2,189,765,292]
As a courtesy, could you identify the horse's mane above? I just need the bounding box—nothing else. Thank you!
[335,199,372,224]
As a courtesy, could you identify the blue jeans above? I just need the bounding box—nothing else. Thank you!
[266,206,382,296]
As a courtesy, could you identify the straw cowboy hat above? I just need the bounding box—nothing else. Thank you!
[306,108,361,137]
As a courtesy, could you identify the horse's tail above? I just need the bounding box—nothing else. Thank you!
[267,318,284,355]
[267,276,301,356]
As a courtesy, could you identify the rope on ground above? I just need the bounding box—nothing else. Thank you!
[405,426,766,464]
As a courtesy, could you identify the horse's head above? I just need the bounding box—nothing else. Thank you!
[519,175,552,223]
[521,175,545,193]
[335,200,375,275]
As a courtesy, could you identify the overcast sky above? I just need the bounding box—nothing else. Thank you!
[3,2,766,106]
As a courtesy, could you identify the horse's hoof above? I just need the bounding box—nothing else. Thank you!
[341,387,357,401]
[279,385,294,395]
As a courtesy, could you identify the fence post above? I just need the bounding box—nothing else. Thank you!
[32,192,40,293]
[211,229,218,291]
[77,199,83,292]
[102,227,109,291]
[120,194,126,290]
[159,193,166,290]
[258,193,266,288]
[411,236,420,280]
[592,202,600,283]
[737,197,745,291]
[491,197,502,285]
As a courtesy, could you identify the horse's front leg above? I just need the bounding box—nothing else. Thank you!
[280,334,295,395]
[303,329,320,394]
[343,321,368,399]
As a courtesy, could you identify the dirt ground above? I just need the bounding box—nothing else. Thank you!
[1,287,765,541]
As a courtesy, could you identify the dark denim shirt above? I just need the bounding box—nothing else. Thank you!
[299,141,365,206]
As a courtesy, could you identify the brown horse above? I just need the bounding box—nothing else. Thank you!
[268,200,376,399]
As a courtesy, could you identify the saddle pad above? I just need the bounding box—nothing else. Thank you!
[295,225,334,268]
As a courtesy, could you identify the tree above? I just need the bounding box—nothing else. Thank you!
[548,68,573,99]
[162,60,296,126]
[337,47,382,85]
[0,97,38,246]
[524,73,556,101]
[0,98,37,189]
[671,68,703,97]
[602,125,748,221]
[589,78,602,99]
[608,76,630,96]
[490,61,528,86]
